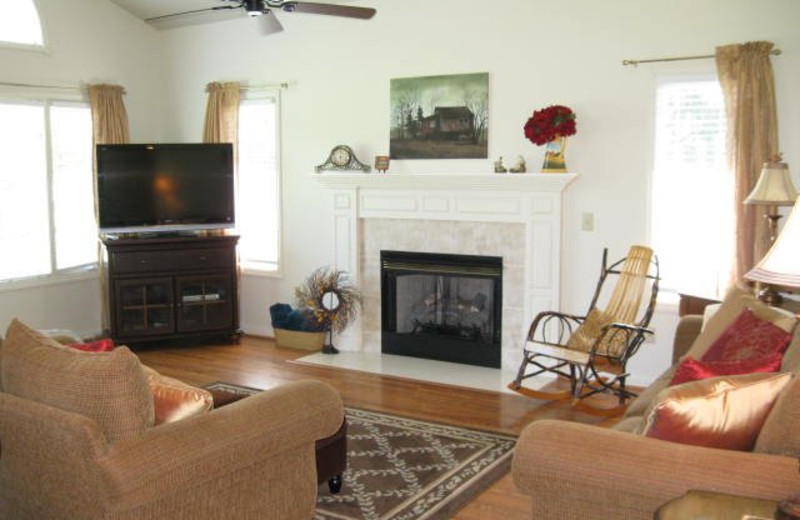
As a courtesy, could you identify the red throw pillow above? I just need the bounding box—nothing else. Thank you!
[701,308,792,363]
[67,338,115,352]
[671,355,784,386]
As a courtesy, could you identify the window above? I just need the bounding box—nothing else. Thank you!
[651,78,731,297]
[0,100,95,282]
[0,0,44,47]
[237,96,281,272]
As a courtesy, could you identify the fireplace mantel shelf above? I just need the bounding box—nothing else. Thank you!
[313,172,577,191]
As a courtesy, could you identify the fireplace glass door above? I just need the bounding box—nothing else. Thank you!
[381,250,502,368]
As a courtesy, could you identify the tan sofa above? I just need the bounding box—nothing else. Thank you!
[0,320,344,520]
[512,289,800,519]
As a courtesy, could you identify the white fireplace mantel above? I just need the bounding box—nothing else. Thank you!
[313,172,577,191]
[314,172,577,370]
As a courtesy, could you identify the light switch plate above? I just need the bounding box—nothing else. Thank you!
[581,212,594,232]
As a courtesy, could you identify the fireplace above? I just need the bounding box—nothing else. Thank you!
[381,250,502,368]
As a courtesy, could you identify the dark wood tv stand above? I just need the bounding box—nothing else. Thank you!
[103,234,240,345]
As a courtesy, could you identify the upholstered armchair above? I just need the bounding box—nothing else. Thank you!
[0,320,344,520]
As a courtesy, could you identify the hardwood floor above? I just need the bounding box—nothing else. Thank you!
[135,336,622,519]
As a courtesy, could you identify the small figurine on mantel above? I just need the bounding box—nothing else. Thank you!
[510,155,527,173]
[494,156,508,173]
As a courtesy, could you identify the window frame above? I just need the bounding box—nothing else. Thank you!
[648,73,730,301]
[0,92,97,290]
[237,90,283,278]
[0,0,49,53]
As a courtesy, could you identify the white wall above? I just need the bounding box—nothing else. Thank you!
[156,0,800,384]
[3,0,799,384]
[0,0,166,336]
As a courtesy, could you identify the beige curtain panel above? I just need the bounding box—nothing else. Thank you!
[88,83,131,333]
[203,81,240,150]
[715,41,779,288]
[88,84,131,145]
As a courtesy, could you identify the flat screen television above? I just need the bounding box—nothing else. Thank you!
[96,143,235,234]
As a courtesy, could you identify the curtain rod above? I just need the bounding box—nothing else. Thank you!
[0,81,128,94]
[203,82,294,92]
[622,48,781,67]
[0,80,83,91]
[241,82,293,91]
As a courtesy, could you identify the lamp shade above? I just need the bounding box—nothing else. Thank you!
[746,196,800,287]
[744,160,797,206]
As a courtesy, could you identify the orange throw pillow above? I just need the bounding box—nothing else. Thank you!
[141,366,213,425]
[642,372,791,451]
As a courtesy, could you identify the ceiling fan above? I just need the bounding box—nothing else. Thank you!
[145,0,376,34]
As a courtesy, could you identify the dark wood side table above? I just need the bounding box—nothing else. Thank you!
[678,293,721,317]
[654,490,777,520]
[679,291,800,318]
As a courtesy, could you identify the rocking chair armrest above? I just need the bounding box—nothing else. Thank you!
[529,311,584,330]
[527,311,586,341]
[602,322,654,336]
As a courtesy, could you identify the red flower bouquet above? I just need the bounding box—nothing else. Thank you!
[523,105,577,146]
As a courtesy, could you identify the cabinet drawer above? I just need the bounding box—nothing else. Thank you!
[112,248,233,274]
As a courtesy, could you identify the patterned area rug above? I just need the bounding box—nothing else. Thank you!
[204,382,516,520]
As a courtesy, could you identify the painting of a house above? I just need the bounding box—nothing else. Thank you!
[390,73,488,159]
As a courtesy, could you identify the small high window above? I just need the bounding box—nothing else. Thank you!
[0,0,44,47]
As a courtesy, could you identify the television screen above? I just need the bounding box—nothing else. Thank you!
[97,143,235,234]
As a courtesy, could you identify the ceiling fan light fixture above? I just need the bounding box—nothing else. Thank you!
[149,0,375,34]
[243,0,264,16]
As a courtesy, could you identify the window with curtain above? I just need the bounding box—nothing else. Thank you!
[237,95,281,272]
[0,100,95,282]
[0,0,44,47]
[650,77,731,298]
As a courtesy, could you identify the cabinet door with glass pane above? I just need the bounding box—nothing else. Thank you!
[176,275,235,332]
[114,278,175,337]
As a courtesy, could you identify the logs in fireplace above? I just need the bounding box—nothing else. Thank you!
[381,250,502,368]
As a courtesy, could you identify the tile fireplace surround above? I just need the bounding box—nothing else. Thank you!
[314,173,577,372]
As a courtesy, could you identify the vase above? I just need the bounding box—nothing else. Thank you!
[541,137,568,173]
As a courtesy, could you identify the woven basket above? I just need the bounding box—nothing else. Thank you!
[274,328,325,351]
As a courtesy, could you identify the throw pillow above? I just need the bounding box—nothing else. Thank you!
[642,372,791,451]
[566,308,616,353]
[1,319,154,443]
[67,338,115,352]
[755,375,800,457]
[684,287,796,361]
[141,365,213,425]
[701,308,792,363]
[670,355,784,386]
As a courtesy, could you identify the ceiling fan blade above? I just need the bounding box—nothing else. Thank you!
[145,6,244,30]
[258,11,285,35]
[286,2,376,19]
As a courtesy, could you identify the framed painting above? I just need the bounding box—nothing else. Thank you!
[390,72,488,159]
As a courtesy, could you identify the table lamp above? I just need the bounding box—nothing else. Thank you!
[744,156,797,244]
[746,195,800,305]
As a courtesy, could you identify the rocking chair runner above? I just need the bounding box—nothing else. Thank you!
[511,246,660,406]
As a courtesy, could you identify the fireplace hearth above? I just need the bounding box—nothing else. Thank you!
[381,250,502,368]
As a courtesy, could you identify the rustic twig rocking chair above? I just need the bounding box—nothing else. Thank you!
[511,246,659,410]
